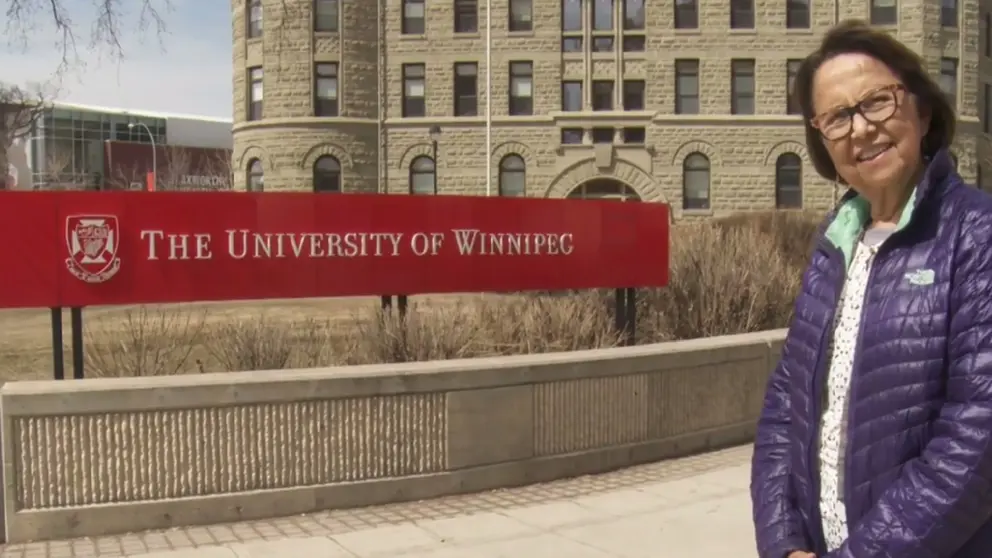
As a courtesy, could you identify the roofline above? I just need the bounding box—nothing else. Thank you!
[49,101,233,124]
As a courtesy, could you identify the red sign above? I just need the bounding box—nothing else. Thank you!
[0,192,669,309]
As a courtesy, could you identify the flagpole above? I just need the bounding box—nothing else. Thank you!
[485,0,492,196]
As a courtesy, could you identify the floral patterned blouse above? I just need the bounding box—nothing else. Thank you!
[818,227,893,551]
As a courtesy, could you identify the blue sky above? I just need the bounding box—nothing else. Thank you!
[0,0,232,119]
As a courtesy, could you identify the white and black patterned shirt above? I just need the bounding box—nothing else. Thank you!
[819,227,893,551]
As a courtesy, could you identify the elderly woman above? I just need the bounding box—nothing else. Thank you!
[750,19,992,558]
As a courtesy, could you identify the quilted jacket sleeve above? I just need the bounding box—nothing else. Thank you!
[827,214,992,558]
[752,335,810,558]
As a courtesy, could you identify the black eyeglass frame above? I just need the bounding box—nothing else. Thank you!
[810,83,907,141]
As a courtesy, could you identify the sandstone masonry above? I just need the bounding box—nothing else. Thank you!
[231,0,992,219]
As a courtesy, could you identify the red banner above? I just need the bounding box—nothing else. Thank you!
[0,192,669,309]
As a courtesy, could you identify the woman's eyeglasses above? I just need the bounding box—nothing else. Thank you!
[810,84,905,141]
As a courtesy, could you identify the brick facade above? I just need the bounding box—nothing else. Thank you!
[231,0,992,218]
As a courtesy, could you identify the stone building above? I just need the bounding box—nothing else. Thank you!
[231,0,992,218]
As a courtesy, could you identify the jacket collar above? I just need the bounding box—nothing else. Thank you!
[823,148,954,269]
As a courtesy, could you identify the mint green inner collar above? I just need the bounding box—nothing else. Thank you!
[823,188,916,270]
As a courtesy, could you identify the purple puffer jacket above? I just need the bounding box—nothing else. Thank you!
[751,149,992,558]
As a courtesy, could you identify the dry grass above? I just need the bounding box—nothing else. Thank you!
[0,211,823,380]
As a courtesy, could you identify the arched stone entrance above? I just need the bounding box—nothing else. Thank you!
[566,178,641,201]
[544,158,665,202]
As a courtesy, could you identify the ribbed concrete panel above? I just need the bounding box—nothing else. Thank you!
[532,374,650,456]
[13,394,446,510]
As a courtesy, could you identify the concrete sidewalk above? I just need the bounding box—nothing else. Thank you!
[1,445,756,558]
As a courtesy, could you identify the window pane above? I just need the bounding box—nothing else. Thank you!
[623,0,645,29]
[593,0,614,30]
[562,0,582,31]
[317,77,337,98]
[512,77,532,97]
[405,1,424,17]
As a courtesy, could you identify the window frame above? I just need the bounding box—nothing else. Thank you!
[402,63,427,117]
[454,62,479,116]
[248,67,263,121]
[402,0,426,34]
[509,61,534,116]
[313,155,342,193]
[314,62,339,117]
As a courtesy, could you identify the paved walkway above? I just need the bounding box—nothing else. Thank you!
[1,445,756,557]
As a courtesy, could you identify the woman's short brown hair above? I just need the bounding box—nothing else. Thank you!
[792,19,956,181]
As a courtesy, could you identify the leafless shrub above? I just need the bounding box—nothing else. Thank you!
[84,306,208,377]
[205,315,331,371]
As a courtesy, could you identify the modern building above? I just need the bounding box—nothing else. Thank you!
[6,102,233,190]
[231,0,992,217]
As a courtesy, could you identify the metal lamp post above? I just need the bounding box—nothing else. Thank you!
[429,124,441,194]
[128,121,157,191]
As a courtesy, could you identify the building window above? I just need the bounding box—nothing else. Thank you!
[940,57,958,109]
[247,0,263,38]
[675,59,699,114]
[592,127,614,143]
[731,59,755,115]
[509,0,533,31]
[623,35,645,51]
[403,64,426,117]
[786,0,810,28]
[623,80,645,110]
[454,62,478,116]
[563,0,582,31]
[941,0,957,27]
[675,0,698,28]
[682,153,710,210]
[624,0,645,28]
[592,80,614,110]
[509,62,534,115]
[314,0,339,32]
[870,0,897,25]
[593,0,614,30]
[455,0,478,32]
[985,83,991,134]
[986,13,991,57]
[313,155,341,192]
[562,0,583,51]
[498,155,526,196]
[775,153,803,209]
[409,156,436,195]
[248,67,263,121]
[314,63,338,117]
[730,0,754,28]
[592,36,615,52]
[562,81,583,111]
[622,127,645,143]
[787,59,802,114]
[561,128,584,144]
[247,159,264,191]
[403,0,426,34]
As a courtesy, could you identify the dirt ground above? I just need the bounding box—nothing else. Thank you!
[0,294,486,384]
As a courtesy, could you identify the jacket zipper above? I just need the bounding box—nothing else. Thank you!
[808,238,845,554]
[841,237,894,533]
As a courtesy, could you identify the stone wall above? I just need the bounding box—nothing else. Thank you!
[1,329,785,543]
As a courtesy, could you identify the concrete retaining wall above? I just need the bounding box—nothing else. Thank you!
[0,329,786,543]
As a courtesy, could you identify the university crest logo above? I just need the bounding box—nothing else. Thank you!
[65,215,121,283]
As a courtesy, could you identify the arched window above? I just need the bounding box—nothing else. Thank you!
[498,154,526,197]
[775,153,803,209]
[682,153,710,210]
[247,158,264,192]
[409,156,435,195]
[313,155,341,193]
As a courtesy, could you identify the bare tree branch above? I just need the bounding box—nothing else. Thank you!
[4,0,172,76]
[0,82,50,190]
